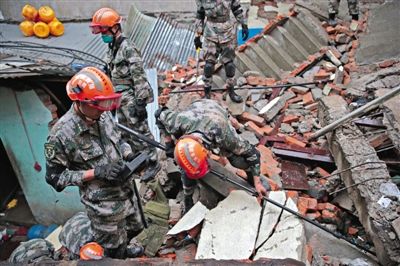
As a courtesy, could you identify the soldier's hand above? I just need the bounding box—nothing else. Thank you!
[242,24,249,41]
[135,105,148,121]
[254,176,268,201]
[94,161,125,182]
[194,36,202,50]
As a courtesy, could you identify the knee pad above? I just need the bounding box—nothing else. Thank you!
[204,61,215,78]
[224,61,235,78]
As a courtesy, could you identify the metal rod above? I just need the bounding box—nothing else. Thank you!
[116,123,166,151]
[310,85,400,140]
[169,80,329,94]
[209,169,376,256]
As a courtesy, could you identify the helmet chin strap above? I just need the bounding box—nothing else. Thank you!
[74,102,99,124]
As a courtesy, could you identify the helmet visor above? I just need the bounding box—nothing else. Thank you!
[90,25,110,34]
[87,93,122,111]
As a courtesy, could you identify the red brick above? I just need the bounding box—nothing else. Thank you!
[287,95,303,104]
[335,25,352,36]
[162,88,171,95]
[246,121,264,138]
[187,57,197,68]
[305,102,318,111]
[343,71,351,85]
[297,197,308,215]
[238,44,247,52]
[283,115,300,124]
[328,47,342,59]
[302,92,314,105]
[326,26,336,34]
[351,40,359,50]
[315,167,330,178]
[290,62,309,77]
[378,59,396,68]
[317,202,338,212]
[314,69,331,81]
[240,112,265,126]
[286,190,299,201]
[158,95,169,106]
[285,136,306,148]
[261,125,274,135]
[229,116,243,130]
[257,145,281,178]
[266,177,280,191]
[348,227,359,235]
[307,198,318,211]
[321,209,337,220]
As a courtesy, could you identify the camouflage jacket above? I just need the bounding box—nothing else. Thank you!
[195,0,247,43]
[106,35,153,105]
[9,239,55,263]
[44,105,133,205]
[59,212,93,257]
[159,99,253,157]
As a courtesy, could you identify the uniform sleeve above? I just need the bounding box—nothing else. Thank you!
[231,0,247,25]
[195,0,205,35]
[218,123,253,156]
[124,43,154,104]
[44,135,86,192]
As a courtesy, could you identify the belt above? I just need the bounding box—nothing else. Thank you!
[207,16,229,23]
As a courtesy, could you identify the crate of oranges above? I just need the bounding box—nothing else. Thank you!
[20,4,64,38]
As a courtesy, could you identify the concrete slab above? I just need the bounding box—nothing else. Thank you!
[226,89,250,115]
[167,202,209,236]
[356,1,400,65]
[255,191,286,249]
[196,190,261,260]
[254,198,306,262]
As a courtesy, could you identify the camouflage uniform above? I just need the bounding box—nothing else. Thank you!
[44,106,143,255]
[157,99,260,196]
[59,212,94,258]
[8,239,55,263]
[195,0,247,89]
[328,0,359,15]
[106,35,158,168]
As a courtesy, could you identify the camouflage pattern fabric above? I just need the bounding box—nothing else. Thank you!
[59,212,94,256]
[158,99,254,160]
[106,35,157,163]
[328,0,359,15]
[45,106,142,250]
[8,239,55,263]
[203,38,236,65]
[116,89,158,162]
[195,0,247,43]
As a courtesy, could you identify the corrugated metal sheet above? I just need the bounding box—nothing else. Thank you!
[142,13,196,71]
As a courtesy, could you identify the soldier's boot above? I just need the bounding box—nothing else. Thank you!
[328,13,337,26]
[204,85,212,99]
[352,14,359,21]
[126,238,144,258]
[141,161,161,183]
[227,83,243,103]
[106,243,127,259]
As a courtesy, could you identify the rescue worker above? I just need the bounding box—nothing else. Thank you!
[90,8,160,182]
[328,0,359,26]
[194,0,249,102]
[155,99,268,213]
[44,67,143,258]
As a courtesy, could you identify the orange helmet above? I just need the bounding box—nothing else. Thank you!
[79,242,104,260]
[66,67,121,111]
[174,137,209,179]
[90,8,121,34]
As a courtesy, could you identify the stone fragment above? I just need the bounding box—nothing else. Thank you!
[325,50,342,66]
[323,84,332,96]
[196,191,261,260]
[240,131,259,145]
[311,88,323,100]
[280,123,295,134]
[340,53,349,64]
[259,96,284,122]
[253,99,269,112]
[291,86,309,95]
[333,66,345,84]
[298,120,313,133]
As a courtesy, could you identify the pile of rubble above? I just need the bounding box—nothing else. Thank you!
[145,9,397,265]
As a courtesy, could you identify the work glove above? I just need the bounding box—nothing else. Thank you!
[165,141,175,159]
[242,24,249,41]
[94,161,125,182]
[155,106,168,130]
[135,104,148,121]
[194,36,202,50]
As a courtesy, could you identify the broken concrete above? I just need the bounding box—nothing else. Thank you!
[255,191,286,249]
[255,198,306,262]
[167,202,209,236]
[196,190,261,260]
[319,95,400,265]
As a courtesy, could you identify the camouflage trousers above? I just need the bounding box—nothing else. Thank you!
[117,89,158,162]
[203,38,237,88]
[86,197,143,250]
[328,0,359,15]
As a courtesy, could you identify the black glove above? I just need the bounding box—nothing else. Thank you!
[135,104,147,121]
[165,141,175,158]
[242,24,249,41]
[155,106,168,130]
[194,36,202,49]
[94,161,125,182]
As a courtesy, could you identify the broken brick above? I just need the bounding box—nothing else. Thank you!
[246,121,264,138]
[290,62,309,77]
[306,212,321,221]
[314,69,331,81]
[302,92,314,105]
[285,136,306,148]
[305,102,318,111]
[321,209,337,220]
[283,115,300,124]
[238,44,247,52]
[317,202,338,212]
[266,177,280,191]
[378,59,396,68]
[315,167,331,178]
[297,197,308,215]
[261,125,274,135]
[348,227,359,235]
[286,190,299,201]
[326,26,336,34]
[307,198,318,211]
[240,112,265,127]
[287,95,303,104]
